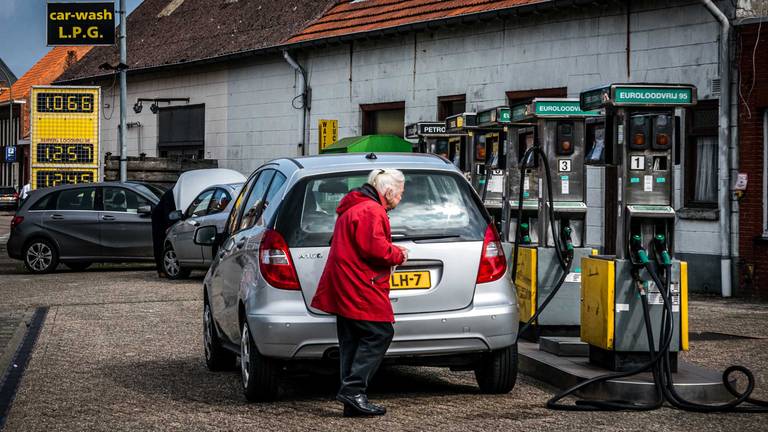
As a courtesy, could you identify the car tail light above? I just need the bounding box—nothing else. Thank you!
[11,216,23,230]
[477,224,507,284]
[259,229,301,290]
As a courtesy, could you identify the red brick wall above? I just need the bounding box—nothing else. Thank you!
[737,22,768,297]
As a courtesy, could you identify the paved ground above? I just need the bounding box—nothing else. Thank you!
[1,212,768,431]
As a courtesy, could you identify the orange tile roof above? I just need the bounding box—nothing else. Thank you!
[0,46,92,103]
[287,0,548,43]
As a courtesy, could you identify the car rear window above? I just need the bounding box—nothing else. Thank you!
[276,170,488,248]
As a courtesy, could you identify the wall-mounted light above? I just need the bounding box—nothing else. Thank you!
[132,97,190,115]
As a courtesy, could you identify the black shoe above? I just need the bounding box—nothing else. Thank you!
[336,393,386,417]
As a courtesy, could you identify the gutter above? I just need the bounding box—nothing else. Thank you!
[55,0,600,86]
[701,0,733,297]
[283,51,310,156]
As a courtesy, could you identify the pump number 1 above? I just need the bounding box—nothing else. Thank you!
[630,155,645,170]
[559,159,572,172]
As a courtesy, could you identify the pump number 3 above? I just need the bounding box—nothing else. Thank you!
[630,155,645,170]
[559,159,572,172]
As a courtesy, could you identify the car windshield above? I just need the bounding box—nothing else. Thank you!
[277,170,487,248]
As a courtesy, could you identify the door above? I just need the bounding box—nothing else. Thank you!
[43,187,100,260]
[173,188,214,265]
[99,187,154,258]
[200,187,233,265]
[212,169,276,342]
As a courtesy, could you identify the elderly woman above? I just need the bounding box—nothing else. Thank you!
[311,168,408,417]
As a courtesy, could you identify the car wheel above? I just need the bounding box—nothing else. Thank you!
[240,320,279,402]
[24,239,59,274]
[203,299,236,371]
[163,244,191,279]
[64,262,92,271]
[474,343,518,394]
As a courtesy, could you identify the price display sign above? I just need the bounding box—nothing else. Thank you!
[31,86,101,189]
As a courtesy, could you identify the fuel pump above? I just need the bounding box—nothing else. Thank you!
[504,99,600,339]
[405,121,469,171]
[473,106,512,232]
[576,84,693,371]
[444,112,478,182]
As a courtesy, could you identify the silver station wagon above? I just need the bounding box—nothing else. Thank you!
[197,153,519,401]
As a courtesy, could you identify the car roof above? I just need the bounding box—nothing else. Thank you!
[271,153,457,180]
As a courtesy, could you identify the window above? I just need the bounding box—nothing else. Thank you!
[207,188,232,215]
[239,170,276,231]
[56,187,96,211]
[31,192,55,210]
[437,95,465,121]
[361,102,405,137]
[185,189,214,218]
[506,87,567,107]
[276,171,487,248]
[226,175,258,236]
[103,187,151,213]
[158,104,205,160]
[685,100,718,207]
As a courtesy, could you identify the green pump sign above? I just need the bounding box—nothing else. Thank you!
[533,100,600,117]
[614,87,692,105]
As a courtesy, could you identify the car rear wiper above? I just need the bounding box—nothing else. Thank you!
[391,234,462,241]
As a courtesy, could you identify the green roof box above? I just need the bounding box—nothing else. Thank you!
[320,135,413,154]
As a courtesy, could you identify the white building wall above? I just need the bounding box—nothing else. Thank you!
[96,0,722,257]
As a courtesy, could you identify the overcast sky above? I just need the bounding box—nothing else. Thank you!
[0,0,144,79]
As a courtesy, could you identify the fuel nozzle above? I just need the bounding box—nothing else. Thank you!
[629,234,649,265]
[560,223,574,253]
[653,234,672,266]
[520,222,532,245]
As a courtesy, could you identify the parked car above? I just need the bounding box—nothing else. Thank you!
[197,153,519,401]
[162,182,243,279]
[0,186,19,211]
[172,168,246,212]
[7,182,160,273]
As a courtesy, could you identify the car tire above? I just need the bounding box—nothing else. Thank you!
[203,299,236,371]
[240,320,280,402]
[64,262,92,271]
[163,244,191,279]
[23,239,59,274]
[474,343,518,394]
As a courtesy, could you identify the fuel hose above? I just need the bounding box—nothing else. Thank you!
[510,144,574,340]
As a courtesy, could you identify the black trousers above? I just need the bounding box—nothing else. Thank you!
[336,315,394,397]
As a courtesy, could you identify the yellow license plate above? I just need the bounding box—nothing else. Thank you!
[390,271,431,290]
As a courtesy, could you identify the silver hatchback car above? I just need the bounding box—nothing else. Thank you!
[198,153,519,401]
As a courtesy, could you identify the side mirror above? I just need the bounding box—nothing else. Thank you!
[138,205,152,215]
[168,209,183,222]
[194,225,218,246]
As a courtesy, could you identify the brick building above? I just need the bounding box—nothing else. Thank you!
[736,17,768,296]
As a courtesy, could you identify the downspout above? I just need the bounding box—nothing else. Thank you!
[701,0,733,297]
[283,51,311,156]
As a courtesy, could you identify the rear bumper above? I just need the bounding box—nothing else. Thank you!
[6,233,23,260]
[247,302,518,360]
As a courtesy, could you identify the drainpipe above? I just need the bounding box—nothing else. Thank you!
[283,51,311,156]
[701,0,733,297]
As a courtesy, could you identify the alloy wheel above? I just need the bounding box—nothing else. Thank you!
[241,323,251,388]
[26,242,53,272]
[164,247,180,277]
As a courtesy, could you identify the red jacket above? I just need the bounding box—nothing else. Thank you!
[311,184,405,322]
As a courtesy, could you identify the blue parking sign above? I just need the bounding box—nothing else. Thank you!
[5,146,16,162]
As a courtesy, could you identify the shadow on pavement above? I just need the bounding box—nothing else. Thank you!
[101,357,478,405]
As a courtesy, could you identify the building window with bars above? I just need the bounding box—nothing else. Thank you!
[685,100,718,208]
[437,95,465,121]
[157,104,205,159]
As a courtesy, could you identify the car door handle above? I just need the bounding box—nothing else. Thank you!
[236,238,246,249]
[50,214,64,220]
[101,215,116,221]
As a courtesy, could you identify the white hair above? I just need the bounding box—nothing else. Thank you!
[368,168,405,196]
